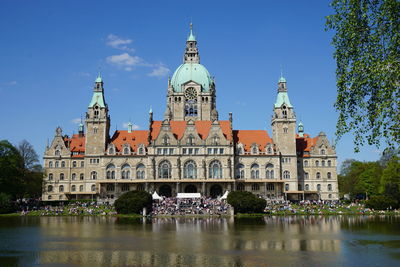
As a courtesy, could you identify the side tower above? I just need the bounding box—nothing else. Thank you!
[271,76,299,197]
[85,74,110,155]
[166,24,217,121]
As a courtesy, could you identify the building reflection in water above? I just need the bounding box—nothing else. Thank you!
[33,216,347,266]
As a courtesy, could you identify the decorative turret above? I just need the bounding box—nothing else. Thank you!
[127,122,133,133]
[78,121,84,137]
[298,122,304,137]
[184,23,200,63]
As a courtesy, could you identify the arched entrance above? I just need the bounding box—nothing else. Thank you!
[184,184,197,193]
[159,184,172,197]
[210,184,223,198]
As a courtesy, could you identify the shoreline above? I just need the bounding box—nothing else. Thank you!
[1,211,400,218]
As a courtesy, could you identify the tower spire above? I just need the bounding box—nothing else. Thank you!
[184,23,200,63]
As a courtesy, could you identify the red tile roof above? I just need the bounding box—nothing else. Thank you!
[150,120,232,141]
[69,134,85,153]
[233,130,273,152]
[296,134,319,156]
[110,130,149,152]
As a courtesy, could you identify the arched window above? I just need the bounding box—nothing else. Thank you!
[251,163,259,179]
[321,149,326,155]
[136,164,145,179]
[163,135,170,146]
[266,184,275,191]
[209,160,222,179]
[123,147,130,155]
[185,94,198,117]
[60,173,64,180]
[61,161,65,168]
[91,171,97,180]
[304,172,309,179]
[72,161,77,168]
[71,173,76,180]
[106,164,115,179]
[237,183,245,191]
[252,146,258,154]
[266,163,274,179]
[49,173,53,180]
[267,146,272,154]
[328,194,332,199]
[317,184,321,191]
[305,184,310,191]
[304,160,308,167]
[187,135,194,145]
[184,160,197,178]
[316,172,321,179]
[327,172,332,179]
[48,185,53,192]
[283,170,290,179]
[328,160,332,167]
[80,173,84,180]
[282,109,287,118]
[49,161,53,168]
[91,184,96,192]
[315,160,319,167]
[79,185,84,192]
[285,183,289,191]
[236,164,245,178]
[328,184,332,191]
[106,184,115,192]
[108,147,115,155]
[322,160,326,167]
[251,183,260,191]
[121,164,131,179]
[48,195,52,200]
[59,185,64,192]
[159,160,171,179]
[81,161,84,167]
[237,146,243,155]
[138,147,144,155]
[55,150,60,156]
[298,184,302,191]
[55,161,59,168]
[71,185,76,192]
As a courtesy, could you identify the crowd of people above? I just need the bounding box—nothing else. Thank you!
[263,200,399,215]
[151,197,231,216]
[18,201,116,216]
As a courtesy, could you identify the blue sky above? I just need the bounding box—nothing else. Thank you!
[0,0,384,166]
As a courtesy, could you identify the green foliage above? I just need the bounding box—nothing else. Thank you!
[114,191,152,214]
[326,0,400,151]
[227,191,266,214]
[365,195,398,210]
[0,193,14,214]
[0,140,43,200]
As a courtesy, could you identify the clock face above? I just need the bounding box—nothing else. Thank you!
[185,87,197,100]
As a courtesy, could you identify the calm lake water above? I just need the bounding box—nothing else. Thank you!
[0,216,399,267]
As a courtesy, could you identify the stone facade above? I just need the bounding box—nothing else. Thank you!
[42,26,339,202]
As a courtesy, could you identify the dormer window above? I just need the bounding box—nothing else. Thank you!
[321,149,326,155]
[108,147,115,155]
[55,150,60,156]
[138,147,144,155]
[251,145,258,155]
[123,147,130,155]
[187,135,194,145]
[212,135,220,146]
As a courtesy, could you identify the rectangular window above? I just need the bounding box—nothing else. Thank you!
[219,148,224,154]
[208,148,212,154]
[163,148,168,155]
[195,148,199,154]
[213,148,218,154]
[183,148,187,154]
[169,148,174,155]
[189,148,193,154]
[157,148,162,155]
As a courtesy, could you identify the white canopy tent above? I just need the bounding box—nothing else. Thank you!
[176,193,201,199]
[152,191,162,200]
[220,191,229,200]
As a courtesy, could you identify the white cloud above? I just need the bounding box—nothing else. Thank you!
[77,72,91,77]
[71,118,81,124]
[123,122,140,130]
[148,64,170,78]
[106,53,144,71]
[106,34,134,51]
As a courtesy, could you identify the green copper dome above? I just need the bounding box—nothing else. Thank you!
[171,63,213,92]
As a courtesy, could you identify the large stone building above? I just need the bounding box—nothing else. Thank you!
[42,25,339,201]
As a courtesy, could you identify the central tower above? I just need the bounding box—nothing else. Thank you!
[165,24,218,121]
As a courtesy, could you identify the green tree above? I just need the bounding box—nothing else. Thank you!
[227,191,266,214]
[0,140,24,199]
[114,191,152,214]
[380,156,400,194]
[326,0,400,151]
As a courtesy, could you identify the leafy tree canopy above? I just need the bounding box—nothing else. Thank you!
[326,0,400,151]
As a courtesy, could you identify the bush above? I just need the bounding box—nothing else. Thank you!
[365,195,398,210]
[114,191,152,214]
[227,191,266,214]
[0,193,14,214]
